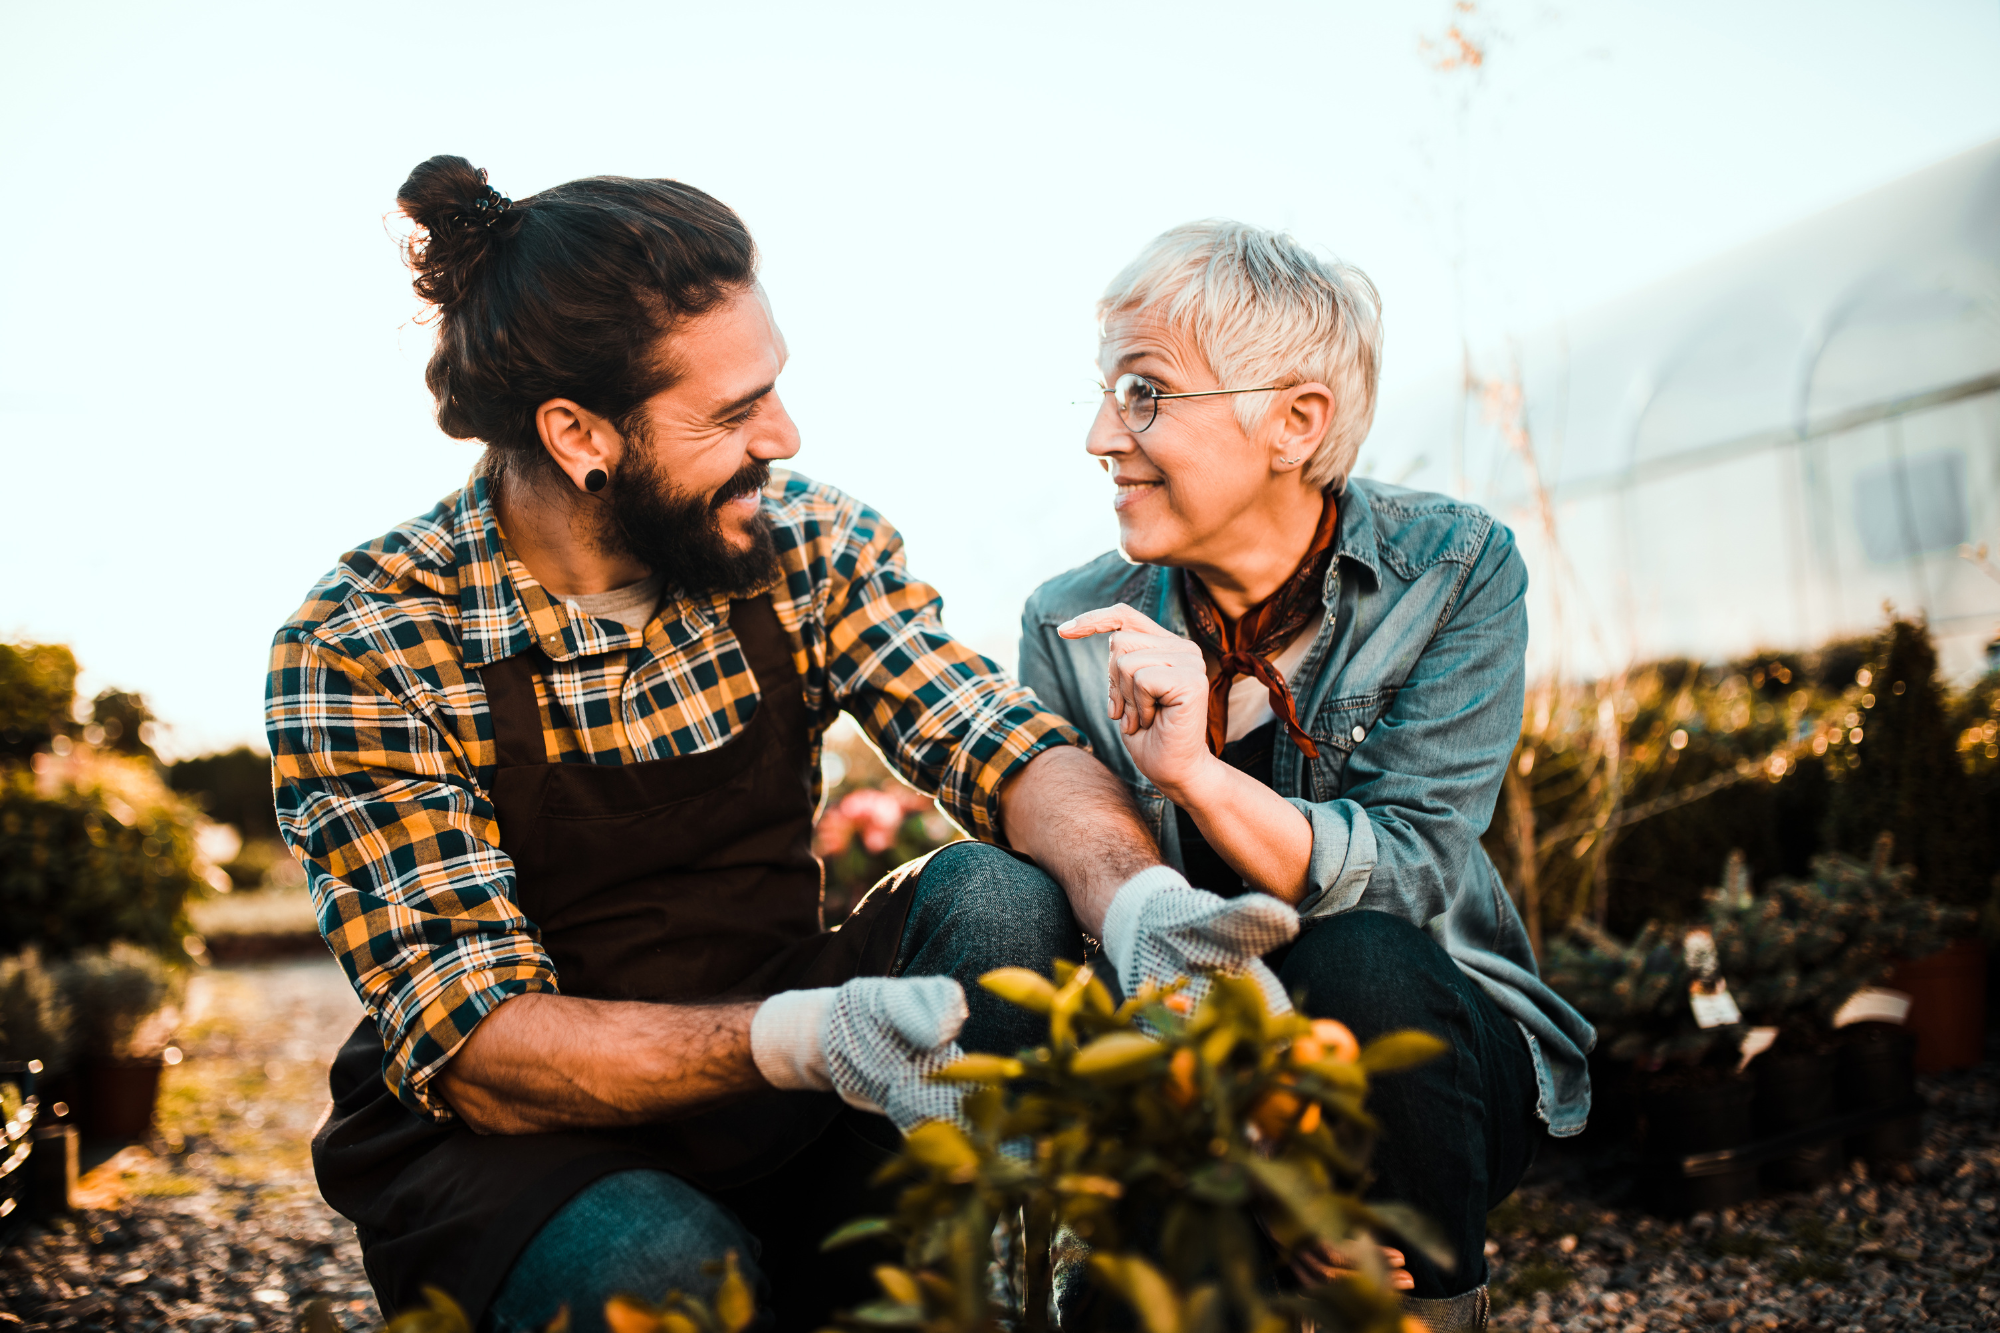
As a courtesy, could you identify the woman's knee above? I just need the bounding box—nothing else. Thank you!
[491,1170,763,1333]
[1278,910,1463,1038]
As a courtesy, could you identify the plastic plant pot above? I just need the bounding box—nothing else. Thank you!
[82,1057,165,1143]
[1889,938,1988,1073]
[1641,1074,1759,1215]
[1751,1050,1839,1191]
[1836,1024,1921,1164]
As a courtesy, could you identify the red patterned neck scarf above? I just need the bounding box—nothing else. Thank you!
[1181,495,1339,759]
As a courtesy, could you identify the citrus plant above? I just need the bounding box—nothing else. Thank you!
[826,959,1447,1333]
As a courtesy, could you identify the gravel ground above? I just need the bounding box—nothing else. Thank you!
[0,959,375,1331]
[2,960,1994,1331]
[1485,1062,2000,1331]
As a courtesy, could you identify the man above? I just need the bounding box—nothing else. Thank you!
[267,158,1299,1332]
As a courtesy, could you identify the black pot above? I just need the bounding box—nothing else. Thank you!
[1641,1075,1759,1215]
[1836,1024,1920,1164]
[1752,1051,1839,1191]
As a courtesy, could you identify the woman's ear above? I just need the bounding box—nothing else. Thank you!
[1267,382,1334,473]
[534,399,625,493]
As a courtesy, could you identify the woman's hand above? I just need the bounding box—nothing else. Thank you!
[1057,603,1215,800]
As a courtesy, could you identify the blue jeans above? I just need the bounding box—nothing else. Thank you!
[1272,909,1539,1299]
[487,842,1083,1333]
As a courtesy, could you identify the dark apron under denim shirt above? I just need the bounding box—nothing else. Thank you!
[312,595,915,1322]
[1019,478,1596,1302]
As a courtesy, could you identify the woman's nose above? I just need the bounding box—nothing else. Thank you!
[1085,395,1131,459]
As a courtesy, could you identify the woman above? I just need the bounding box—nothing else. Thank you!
[1019,221,1594,1327]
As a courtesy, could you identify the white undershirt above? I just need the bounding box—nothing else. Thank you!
[564,573,667,631]
[1222,628,1316,743]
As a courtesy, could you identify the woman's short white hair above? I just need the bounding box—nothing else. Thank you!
[1099,220,1383,491]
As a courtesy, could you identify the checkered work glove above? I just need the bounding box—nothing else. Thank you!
[750,975,969,1132]
[1101,865,1300,1018]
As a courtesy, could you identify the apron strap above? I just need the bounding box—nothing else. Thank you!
[480,647,551,769]
[726,593,800,702]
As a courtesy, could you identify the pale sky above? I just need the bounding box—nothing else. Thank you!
[3,0,1997,758]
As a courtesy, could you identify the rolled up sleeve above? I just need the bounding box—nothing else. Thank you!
[1292,523,1528,923]
[266,628,555,1121]
[821,501,1085,844]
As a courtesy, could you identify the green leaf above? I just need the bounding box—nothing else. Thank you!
[1088,1254,1183,1333]
[979,966,1058,1013]
[930,1053,1025,1083]
[1357,1030,1448,1075]
[1069,1031,1166,1081]
[820,1216,892,1251]
[713,1251,756,1333]
[1361,1200,1457,1271]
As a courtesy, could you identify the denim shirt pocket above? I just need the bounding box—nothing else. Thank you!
[1303,688,1397,802]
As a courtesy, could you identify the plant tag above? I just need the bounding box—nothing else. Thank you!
[1689,978,1742,1028]
[1737,1025,1779,1071]
[1681,927,1740,1028]
[1832,987,1912,1028]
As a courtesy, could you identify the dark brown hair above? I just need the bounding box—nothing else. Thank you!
[395,155,757,469]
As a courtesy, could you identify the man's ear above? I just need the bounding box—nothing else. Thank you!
[534,399,625,492]
[1266,382,1334,474]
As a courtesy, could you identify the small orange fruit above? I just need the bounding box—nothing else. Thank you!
[1248,1089,1302,1140]
[1164,1047,1199,1109]
[1310,1018,1360,1063]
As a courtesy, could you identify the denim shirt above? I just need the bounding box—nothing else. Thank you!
[1018,477,1594,1136]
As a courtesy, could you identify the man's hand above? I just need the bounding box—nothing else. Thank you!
[752,976,971,1131]
[1101,866,1299,1017]
[1057,603,1215,800]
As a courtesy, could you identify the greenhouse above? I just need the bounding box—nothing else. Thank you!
[1367,138,2000,682]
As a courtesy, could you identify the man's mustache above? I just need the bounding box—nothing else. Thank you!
[711,461,771,510]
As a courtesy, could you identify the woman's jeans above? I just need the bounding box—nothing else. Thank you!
[488,853,1537,1330]
[1272,908,1540,1299]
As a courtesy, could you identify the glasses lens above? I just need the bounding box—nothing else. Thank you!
[1114,374,1158,431]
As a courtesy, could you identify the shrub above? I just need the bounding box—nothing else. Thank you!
[0,642,79,765]
[1826,619,1992,911]
[1544,849,1973,1068]
[0,754,212,960]
[0,948,75,1075]
[58,944,177,1062]
[168,745,282,847]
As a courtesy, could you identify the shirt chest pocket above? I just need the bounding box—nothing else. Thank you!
[1303,689,1396,802]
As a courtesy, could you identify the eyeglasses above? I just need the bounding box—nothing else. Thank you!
[1097,372,1290,433]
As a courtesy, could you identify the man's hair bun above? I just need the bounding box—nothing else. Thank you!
[396,154,516,309]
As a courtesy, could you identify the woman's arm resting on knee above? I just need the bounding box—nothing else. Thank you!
[438,993,764,1134]
[1057,604,1313,904]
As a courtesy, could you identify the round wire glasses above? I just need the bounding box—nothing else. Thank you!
[1100,372,1290,432]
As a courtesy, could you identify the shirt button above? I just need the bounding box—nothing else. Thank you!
[544,634,562,651]
[1351,725,1367,743]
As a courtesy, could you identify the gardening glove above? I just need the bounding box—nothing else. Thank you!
[750,975,969,1132]
[1101,865,1299,1018]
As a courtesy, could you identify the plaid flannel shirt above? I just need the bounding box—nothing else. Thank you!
[266,469,1081,1120]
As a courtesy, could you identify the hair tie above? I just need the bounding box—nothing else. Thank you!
[450,169,512,230]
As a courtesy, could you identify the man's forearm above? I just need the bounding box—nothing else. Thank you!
[999,744,1163,934]
[436,992,764,1134]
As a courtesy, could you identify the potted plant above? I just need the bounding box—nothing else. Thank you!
[1826,619,1995,1072]
[58,945,178,1142]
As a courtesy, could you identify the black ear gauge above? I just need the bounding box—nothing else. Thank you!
[583,468,608,493]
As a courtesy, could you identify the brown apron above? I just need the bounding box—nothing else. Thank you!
[312,595,916,1320]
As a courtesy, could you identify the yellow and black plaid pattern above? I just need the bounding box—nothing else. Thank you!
[266,469,1081,1121]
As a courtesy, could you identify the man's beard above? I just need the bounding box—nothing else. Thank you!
[598,447,780,600]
